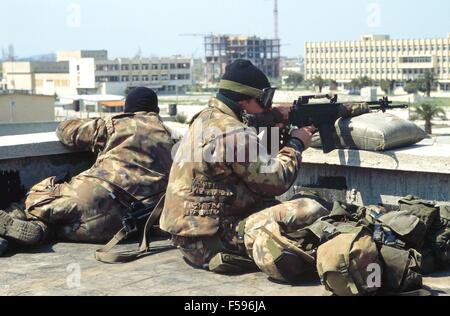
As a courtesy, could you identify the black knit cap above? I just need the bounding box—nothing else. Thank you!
[219,59,270,102]
[125,87,159,114]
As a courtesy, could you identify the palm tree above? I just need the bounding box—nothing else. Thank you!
[420,71,436,97]
[410,103,447,134]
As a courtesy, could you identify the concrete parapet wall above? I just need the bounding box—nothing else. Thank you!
[1,130,449,208]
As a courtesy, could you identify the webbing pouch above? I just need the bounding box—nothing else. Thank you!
[208,253,258,275]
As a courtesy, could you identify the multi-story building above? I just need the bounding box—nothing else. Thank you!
[94,56,193,95]
[204,35,281,82]
[304,34,450,91]
[1,50,193,96]
[1,61,73,96]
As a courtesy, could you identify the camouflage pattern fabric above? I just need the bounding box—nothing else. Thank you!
[160,97,302,238]
[243,197,330,281]
[17,112,175,243]
[172,196,330,282]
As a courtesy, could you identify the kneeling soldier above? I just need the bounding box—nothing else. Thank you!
[160,60,349,283]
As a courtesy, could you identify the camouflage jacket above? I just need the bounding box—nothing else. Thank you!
[57,112,175,204]
[160,98,303,237]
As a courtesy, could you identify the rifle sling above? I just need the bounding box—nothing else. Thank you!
[94,194,171,264]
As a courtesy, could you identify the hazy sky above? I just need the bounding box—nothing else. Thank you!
[1,0,449,59]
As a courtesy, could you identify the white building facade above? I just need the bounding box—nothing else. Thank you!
[304,34,450,91]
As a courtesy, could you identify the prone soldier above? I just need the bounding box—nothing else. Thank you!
[0,87,175,256]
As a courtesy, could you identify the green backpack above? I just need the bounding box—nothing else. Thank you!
[316,226,382,296]
[377,211,427,250]
[378,245,425,295]
[398,196,440,234]
[427,205,450,269]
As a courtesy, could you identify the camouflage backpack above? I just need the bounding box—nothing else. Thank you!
[316,226,382,296]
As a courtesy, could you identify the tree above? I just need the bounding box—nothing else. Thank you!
[284,72,304,89]
[313,76,325,93]
[404,81,419,94]
[410,102,447,134]
[349,76,373,90]
[419,71,436,97]
[380,80,396,95]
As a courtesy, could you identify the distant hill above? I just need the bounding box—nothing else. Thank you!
[19,53,57,62]
[0,53,57,63]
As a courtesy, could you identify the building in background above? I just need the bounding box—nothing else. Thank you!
[304,34,450,91]
[280,57,304,74]
[1,50,193,96]
[204,35,281,83]
[0,93,55,123]
[1,61,72,96]
[94,55,193,95]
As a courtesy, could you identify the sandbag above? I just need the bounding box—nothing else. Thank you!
[337,113,427,151]
[316,227,381,296]
[312,112,427,151]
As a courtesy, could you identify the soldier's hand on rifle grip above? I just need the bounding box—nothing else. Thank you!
[290,126,316,150]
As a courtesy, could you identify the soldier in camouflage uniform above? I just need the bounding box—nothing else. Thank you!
[160,60,370,283]
[0,87,175,256]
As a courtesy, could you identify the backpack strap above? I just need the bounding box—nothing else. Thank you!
[95,194,174,263]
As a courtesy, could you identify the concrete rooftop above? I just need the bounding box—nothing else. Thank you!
[2,240,449,296]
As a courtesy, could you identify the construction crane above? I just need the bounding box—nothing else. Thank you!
[274,0,279,40]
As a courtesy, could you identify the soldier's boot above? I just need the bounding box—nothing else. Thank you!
[0,237,8,256]
[0,211,46,246]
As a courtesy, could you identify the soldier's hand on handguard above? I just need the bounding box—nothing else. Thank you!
[290,126,316,150]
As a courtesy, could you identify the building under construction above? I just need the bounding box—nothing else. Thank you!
[204,35,281,83]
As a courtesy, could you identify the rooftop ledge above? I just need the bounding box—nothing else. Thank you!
[303,140,450,175]
[1,130,449,175]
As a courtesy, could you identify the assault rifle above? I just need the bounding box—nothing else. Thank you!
[288,94,408,154]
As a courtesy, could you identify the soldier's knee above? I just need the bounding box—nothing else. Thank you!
[252,233,312,284]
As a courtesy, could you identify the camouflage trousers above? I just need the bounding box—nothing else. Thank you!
[8,176,124,244]
[173,194,330,282]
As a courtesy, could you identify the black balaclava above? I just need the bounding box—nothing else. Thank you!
[125,87,159,114]
[219,59,271,102]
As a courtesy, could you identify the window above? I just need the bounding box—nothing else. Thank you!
[121,76,129,82]
[177,63,190,69]
[152,75,158,81]
[142,64,149,70]
[142,76,149,81]
[400,56,432,63]
[151,64,159,70]
[121,65,129,71]
[170,64,176,69]
[161,64,169,70]
[132,64,140,70]
[132,75,139,81]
